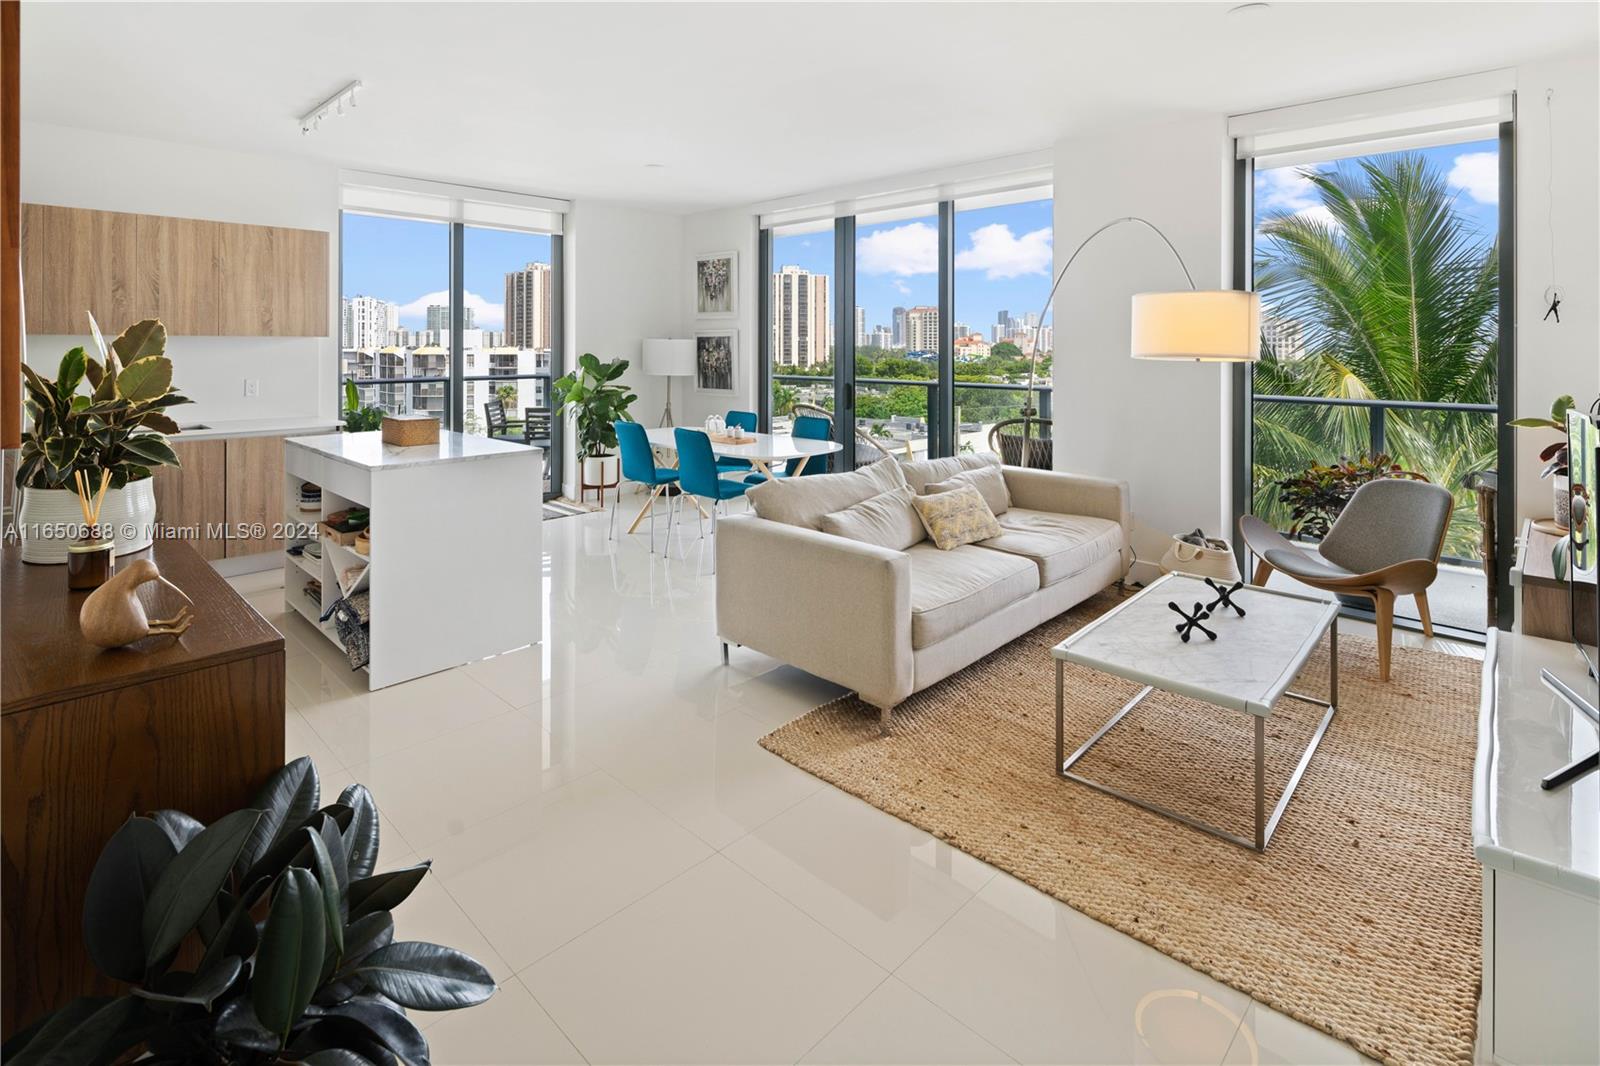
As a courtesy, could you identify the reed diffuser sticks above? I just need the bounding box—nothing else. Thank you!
[72,468,111,529]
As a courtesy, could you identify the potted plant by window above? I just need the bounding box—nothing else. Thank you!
[1509,394,1575,527]
[14,316,192,563]
[552,353,636,492]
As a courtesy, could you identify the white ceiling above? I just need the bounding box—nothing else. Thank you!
[20,2,1598,213]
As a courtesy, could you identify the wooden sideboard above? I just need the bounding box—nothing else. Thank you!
[1513,518,1598,644]
[1,540,286,1036]
[19,203,328,336]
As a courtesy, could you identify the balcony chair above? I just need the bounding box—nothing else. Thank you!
[1239,477,1454,680]
[483,402,524,445]
[524,406,553,446]
[612,419,678,553]
[671,427,749,567]
[988,416,1053,469]
[717,410,758,475]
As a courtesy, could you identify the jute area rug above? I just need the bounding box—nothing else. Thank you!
[759,589,1482,1066]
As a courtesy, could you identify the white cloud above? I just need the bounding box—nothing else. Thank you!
[1255,166,1342,235]
[856,221,938,276]
[1447,151,1498,205]
[892,279,912,295]
[398,289,505,330]
[954,223,1052,279]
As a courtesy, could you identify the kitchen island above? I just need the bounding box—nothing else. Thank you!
[283,430,542,689]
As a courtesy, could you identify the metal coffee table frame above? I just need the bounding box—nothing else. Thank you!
[1053,579,1339,852]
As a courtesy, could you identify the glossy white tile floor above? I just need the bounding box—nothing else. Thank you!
[240,504,1481,1065]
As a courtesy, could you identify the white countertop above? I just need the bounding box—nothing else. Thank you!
[173,417,342,442]
[1474,629,1599,898]
[644,426,842,461]
[285,429,540,470]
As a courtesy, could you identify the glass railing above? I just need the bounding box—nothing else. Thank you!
[1251,394,1498,564]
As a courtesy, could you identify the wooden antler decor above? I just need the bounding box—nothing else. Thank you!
[79,558,196,648]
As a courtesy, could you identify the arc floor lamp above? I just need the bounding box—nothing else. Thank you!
[1015,216,1262,465]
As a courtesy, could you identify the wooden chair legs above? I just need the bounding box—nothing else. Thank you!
[1415,591,1434,638]
[1253,558,1273,586]
[1373,588,1395,681]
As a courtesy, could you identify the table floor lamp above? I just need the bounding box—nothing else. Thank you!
[642,338,695,427]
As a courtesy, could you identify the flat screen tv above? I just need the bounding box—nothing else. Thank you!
[1538,406,1599,790]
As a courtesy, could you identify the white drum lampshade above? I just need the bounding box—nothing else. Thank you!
[1130,291,1261,362]
[641,338,695,376]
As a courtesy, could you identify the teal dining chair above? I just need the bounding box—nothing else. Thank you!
[613,420,678,552]
[717,410,758,475]
[787,414,833,477]
[672,428,748,565]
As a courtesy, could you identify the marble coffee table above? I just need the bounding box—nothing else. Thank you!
[1052,572,1340,851]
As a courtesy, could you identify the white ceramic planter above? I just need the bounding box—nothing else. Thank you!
[17,477,158,564]
[1553,474,1572,529]
[583,454,618,487]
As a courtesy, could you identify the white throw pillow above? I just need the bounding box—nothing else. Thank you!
[747,458,908,530]
[926,463,1010,516]
[818,486,926,551]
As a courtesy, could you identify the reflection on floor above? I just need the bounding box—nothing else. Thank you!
[238,503,1480,1065]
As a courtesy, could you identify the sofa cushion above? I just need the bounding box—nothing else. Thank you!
[907,544,1038,648]
[911,484,1003,550]
[748,458,907,530]
[980,507,1123,587]
[818,486,926,551]
[927,463,1010,515]
[900,451,1000,495]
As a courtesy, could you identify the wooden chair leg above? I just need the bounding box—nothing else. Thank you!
[1252,558,1273,586]
[1373,588,1395,681]
[1415,591,1434,638]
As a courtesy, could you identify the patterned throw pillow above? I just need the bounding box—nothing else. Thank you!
[910,484,1003,550]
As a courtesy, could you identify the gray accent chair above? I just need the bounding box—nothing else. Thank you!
[1239,478,1455,680]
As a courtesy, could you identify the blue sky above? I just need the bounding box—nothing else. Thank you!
[341,213,552,330]
[773,198,1054,340]
[1254,138,1499,247]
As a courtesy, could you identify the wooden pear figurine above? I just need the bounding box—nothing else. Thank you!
[79,558,196,648]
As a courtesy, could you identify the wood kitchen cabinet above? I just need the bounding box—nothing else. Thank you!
[20,204,327,337]
[19,203,138,335]
[149,439,227,560]
[223,433,287,556]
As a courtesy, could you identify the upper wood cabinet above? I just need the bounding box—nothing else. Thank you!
[20,204,327,338]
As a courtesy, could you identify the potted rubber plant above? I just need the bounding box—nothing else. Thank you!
[1,757,494,1065]
[14,316,192,563]
[552,353,636,490]
[1509,394,1575,527]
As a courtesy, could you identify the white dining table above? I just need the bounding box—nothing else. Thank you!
[628,426,843,534]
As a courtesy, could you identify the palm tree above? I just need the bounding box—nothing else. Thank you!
[1252,153,1499,557]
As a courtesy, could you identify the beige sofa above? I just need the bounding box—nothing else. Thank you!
[716,453,1130,726]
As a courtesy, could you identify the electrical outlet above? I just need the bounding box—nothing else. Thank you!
[244,379,261,398]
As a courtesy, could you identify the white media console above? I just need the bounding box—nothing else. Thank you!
[1473,629,1598,1065]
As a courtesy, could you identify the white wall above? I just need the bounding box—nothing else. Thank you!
[562,200,683,497]
[1051,116,1235,580]
[19,121,340,425]
[1511,49,1600,522]
[679,207,759,427]
[1050,48,1600,584]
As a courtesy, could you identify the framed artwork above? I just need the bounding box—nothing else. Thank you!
[695,331,736,393]
[695,251,737,317]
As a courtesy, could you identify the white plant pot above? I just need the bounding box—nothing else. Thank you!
[17,478,158,564]
[583,455,618,486]
[1553,474,1572,529]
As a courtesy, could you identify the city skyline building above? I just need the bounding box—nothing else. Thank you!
[892,306,908,348]
[771,264,831,368]
[342,294,399,352]
[855,306,866,346]
[903,306,939,352]
[426,303,474,334]
[505,261,554,351]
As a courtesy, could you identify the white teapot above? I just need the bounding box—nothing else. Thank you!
[705,415,725,435]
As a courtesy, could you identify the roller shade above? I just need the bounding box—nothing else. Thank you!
[756,152,1052,230]
[1230,69,1514,168]
[341,170,567,234]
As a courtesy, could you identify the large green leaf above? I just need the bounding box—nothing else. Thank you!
[213,996,281,1053]
[19,362,55,407]
[346,861,431,922]
[5,995,144,1066]
[237,756,321,881]
[131,954,241,1009]
[114,356,174,404]
[323,996,429,1064]
[254,867,327,1043]
[199,889,260,977]
[82,816,177,983]
[150,809,205,851]
[112,319,167,363]
[338,784,381,880]
[350,941,496,1011]
[138,410,182,436]
[119,432,179,468]
[55,347,87,402]
[86,311,111,365]
[307,825,346,959]
[142,808,263,969]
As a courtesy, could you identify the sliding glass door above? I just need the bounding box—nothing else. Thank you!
[1239,132,1510,635]
[761,186,1054,470]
